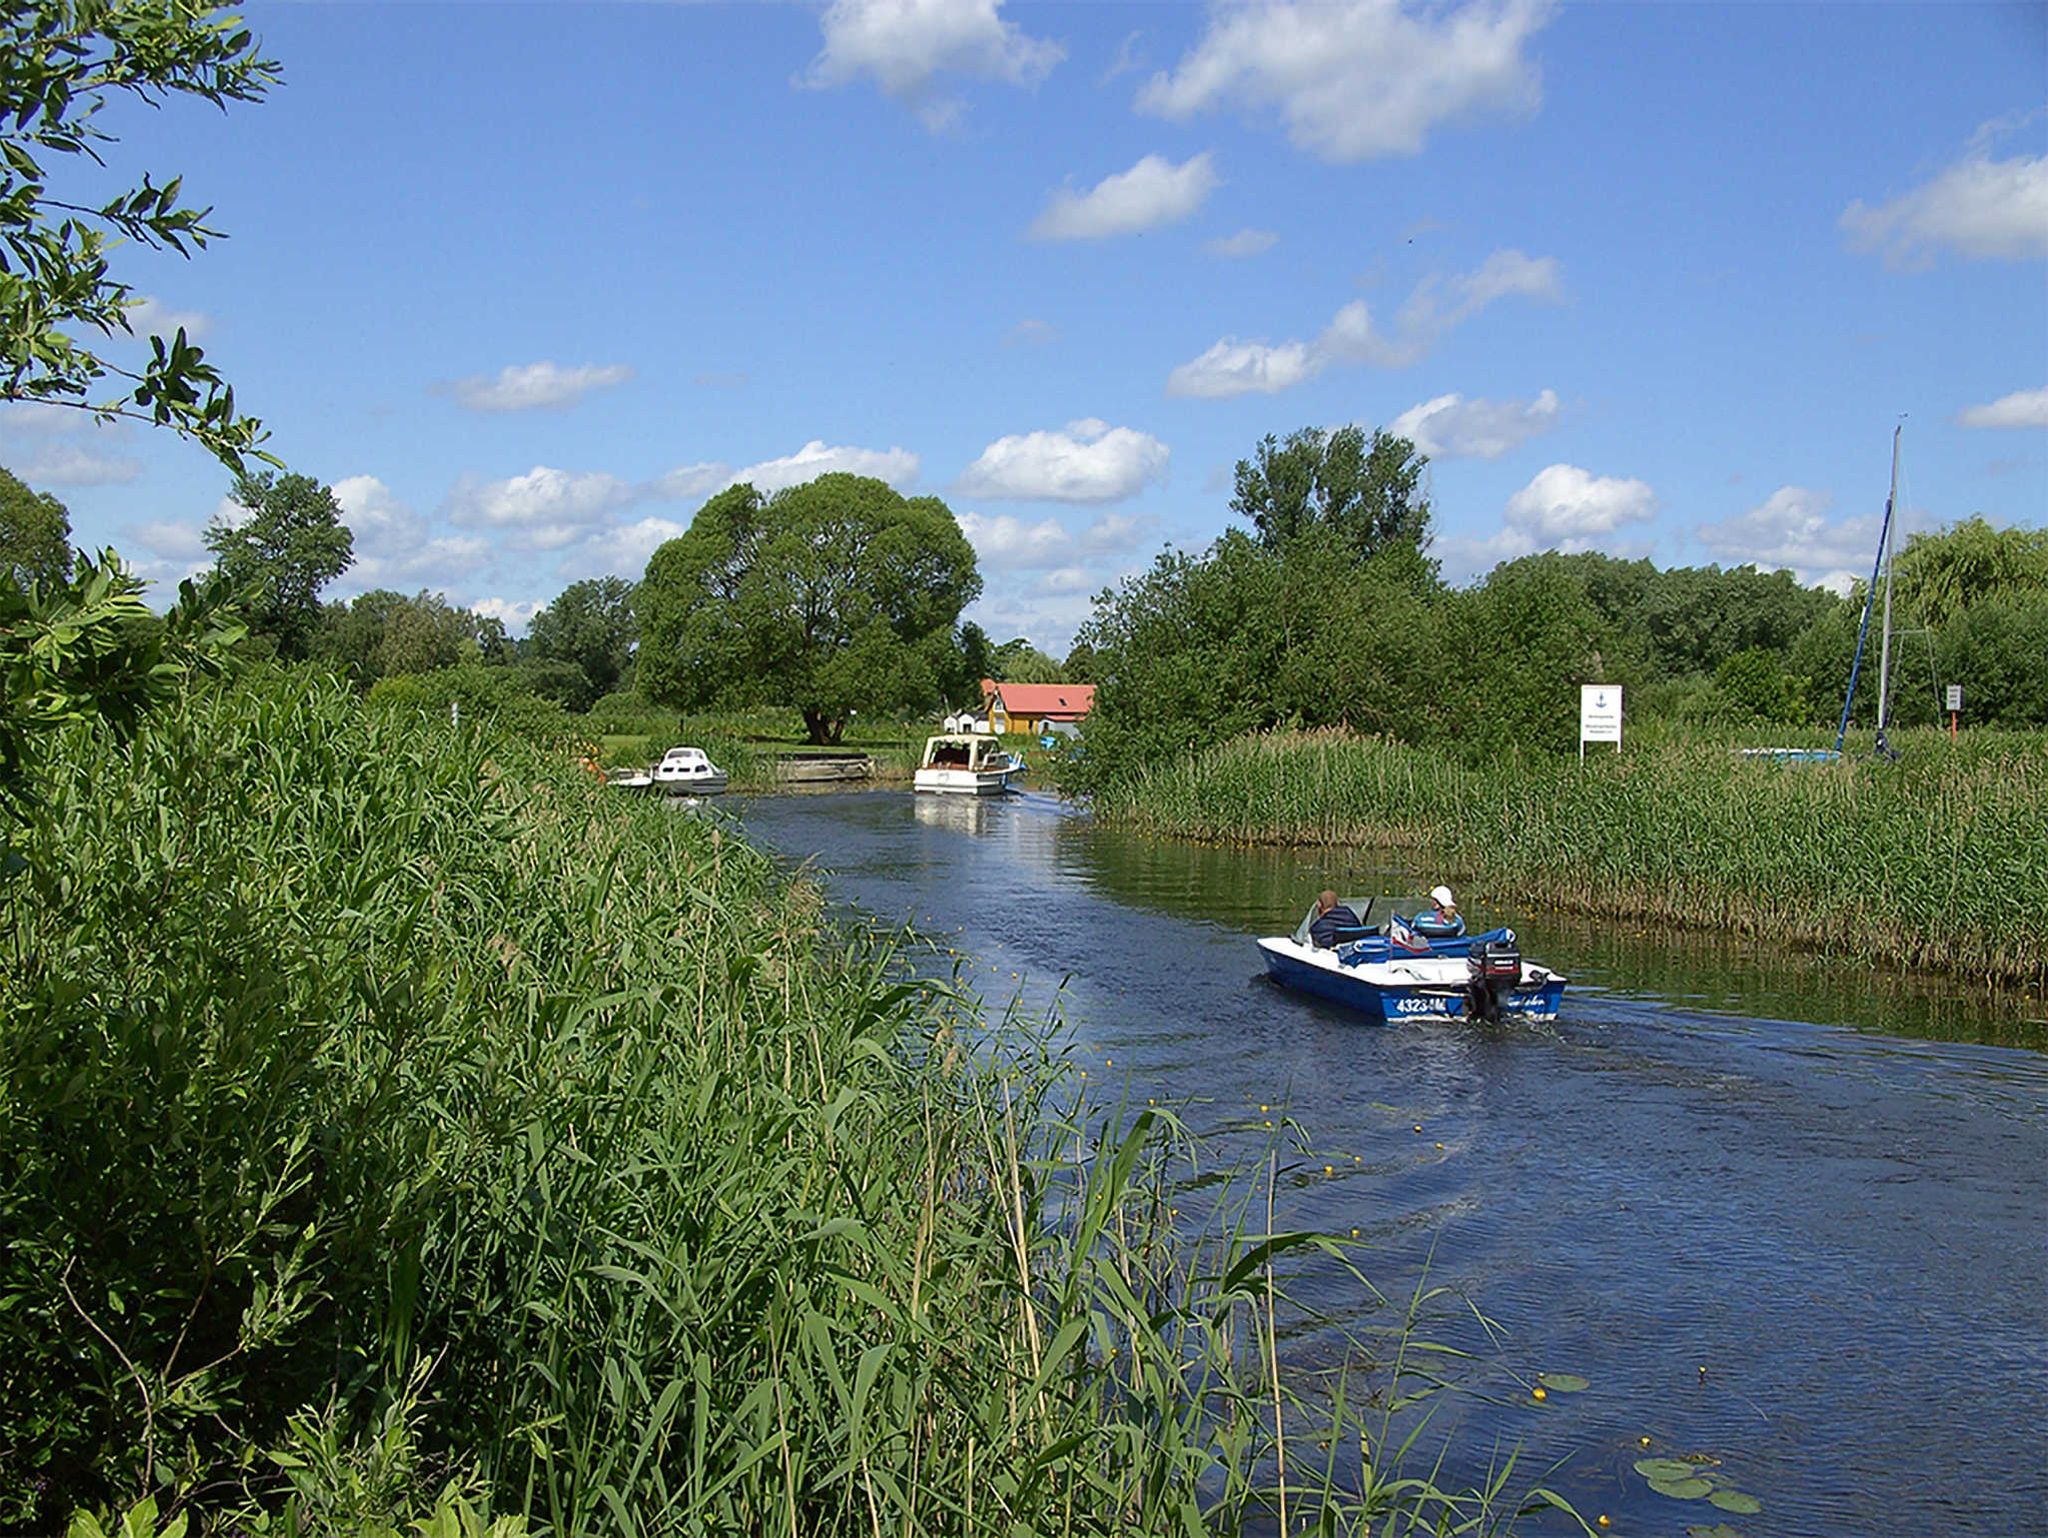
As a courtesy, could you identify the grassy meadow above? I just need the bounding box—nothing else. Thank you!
[2,674,1569,1535]
[1087,725,2048,992]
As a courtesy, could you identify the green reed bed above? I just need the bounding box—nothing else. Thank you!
[1092,728,2048,991]
[3,677,1576,1535]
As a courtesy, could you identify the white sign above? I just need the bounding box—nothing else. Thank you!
[1946,684,1963,712]
[1579,685,1623,758]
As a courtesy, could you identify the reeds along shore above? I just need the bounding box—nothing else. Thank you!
[3,676,1566,1535]
[1089,728,2048,993]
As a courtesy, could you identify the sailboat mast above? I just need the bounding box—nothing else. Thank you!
[1875,425,1901,744]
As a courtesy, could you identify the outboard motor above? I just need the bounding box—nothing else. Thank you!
[1465,939,1523,1023]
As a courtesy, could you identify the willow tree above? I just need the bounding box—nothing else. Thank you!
[637,474,980,743]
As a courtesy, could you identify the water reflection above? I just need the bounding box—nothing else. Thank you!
[734,790,2048,1537]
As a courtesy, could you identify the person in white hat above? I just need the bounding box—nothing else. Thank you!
[1414,884,1465,939]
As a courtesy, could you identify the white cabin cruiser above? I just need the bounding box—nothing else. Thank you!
[914,733,1023,796]
[652,746,729,796]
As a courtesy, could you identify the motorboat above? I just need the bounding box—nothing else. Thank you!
[605,766,654,791]
[914,732,1023,796]
[652,746,729,796]
[1256,897,1566,1024]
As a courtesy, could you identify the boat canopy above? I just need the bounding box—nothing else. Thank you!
[921,734,1009,771]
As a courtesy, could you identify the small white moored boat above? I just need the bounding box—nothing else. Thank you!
[605,766,654,791]
[914,732,1023,796]
[652,746,729,796]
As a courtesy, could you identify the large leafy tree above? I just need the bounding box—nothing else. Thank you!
[315,588,480,685]
[1894,516,2048,631]
[0,466,72,587]
[529,575,637,702]
[992,637,1068,683]
[1231,425,1434,565]
[205,471,353,660]
[638,474,980,743]
[2,1,278,468]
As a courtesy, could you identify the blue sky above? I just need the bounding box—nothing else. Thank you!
[7,0,2045,652]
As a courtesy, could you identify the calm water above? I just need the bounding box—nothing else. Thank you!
[729,789,2048,1537]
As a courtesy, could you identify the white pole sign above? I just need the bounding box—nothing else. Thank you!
[1946,684,1962,712]
[1579,684,1623,763]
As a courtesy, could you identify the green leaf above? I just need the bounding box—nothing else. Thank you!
[1708,1490,1762,1515]
[1648,1476,1715,1500]
[1634,1458,1698,1481]
[1536,1371,1588,1392]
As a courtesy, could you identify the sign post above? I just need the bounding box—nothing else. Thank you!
[1946,683,1961,744]
[1579,684,1623,765]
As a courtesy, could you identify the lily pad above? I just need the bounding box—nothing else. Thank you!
[1708,1490,1762,1515]
[1537,1371,1589,1392]
[1686,1526,1744,1538]
[1635,1458,1698,1481]
[1648,1476,1715,1500]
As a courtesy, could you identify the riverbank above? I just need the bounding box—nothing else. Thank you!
[596,703,1045,791]
[3,676,1558,1534]
[1088,727,2048,992]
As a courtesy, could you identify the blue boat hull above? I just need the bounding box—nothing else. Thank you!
[1258,941,1566,1024]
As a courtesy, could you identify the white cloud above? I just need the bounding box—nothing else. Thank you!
[127,295,212,340]
[1205,227,1278,258]
[1167,248,1559,396]
[1137,0,1555,162]
[125,520,209,562]
[954,508,1152,582]
[957,418,1168,502]
[15,441,141,486]
[1842,136,2048,266]
[562,516,693,580]
[732,440,920,493]
[1034,565,1098,595]
[651,462,731,500]
[1505,463,1657,543]
[644,443,924,504]
[1,402,95,435]
[1696,486,1881,587]
[1079,510,1149,552]
[1029,152,1219,241]
[955,511,1074,569]
[1389,388,1560,459]
[333,474,493,590]
[448,361,633,412]
[443,466,636,550]
[1958,386,2048,430]
[1005,317,1058,346]
[472,596,543,633]
[805,0,1063,129]
[0,402,141,484]
[1166,337,1317,398]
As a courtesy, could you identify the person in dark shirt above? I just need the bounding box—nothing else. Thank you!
[1309,889,1363,949]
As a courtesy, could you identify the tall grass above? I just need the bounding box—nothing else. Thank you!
[3,677,1577,1534]
[1091,727,2048,990]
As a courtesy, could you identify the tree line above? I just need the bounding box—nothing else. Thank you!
[1064,426,2048,793]
[11,415,2045,769]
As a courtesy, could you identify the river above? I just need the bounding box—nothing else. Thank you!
[730,788,2048,1537]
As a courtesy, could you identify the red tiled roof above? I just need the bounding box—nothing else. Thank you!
[983,681,1096,719]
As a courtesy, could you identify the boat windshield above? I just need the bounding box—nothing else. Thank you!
[1290,896,1377,947]
[923,735,1005,770]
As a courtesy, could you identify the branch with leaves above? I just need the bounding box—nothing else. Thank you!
[1,0,280,469]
